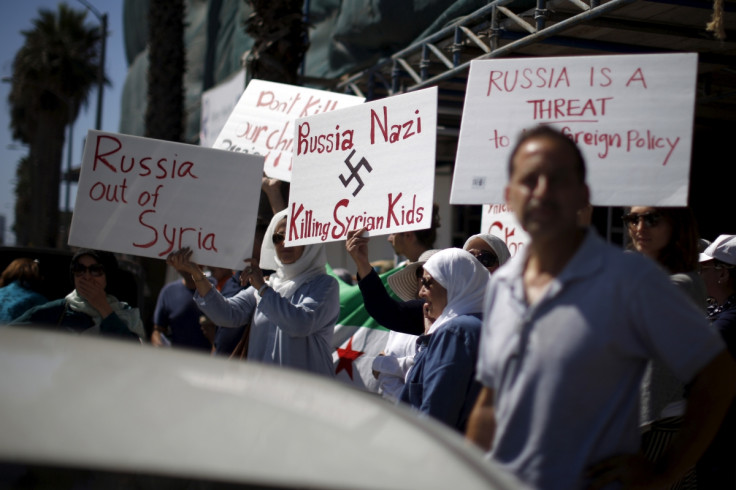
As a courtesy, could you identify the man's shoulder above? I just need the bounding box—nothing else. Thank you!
[160,280,191,293]
[581,231,660,277]
[13,298,65,323]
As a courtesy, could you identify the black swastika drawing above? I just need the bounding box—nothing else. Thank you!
[339,149,373,197]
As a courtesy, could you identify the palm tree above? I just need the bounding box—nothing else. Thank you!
[145,0,185,142]
[13,157,32,246]
[246,0,308,85]
[246,0,308,224]
[7,3,102,248]
[246,0,309,85]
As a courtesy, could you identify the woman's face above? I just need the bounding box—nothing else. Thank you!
[274,220,304,265]
[418,271,448,323]
[72,255,107,291]
[627,206,672,260]
[465,237,500,274]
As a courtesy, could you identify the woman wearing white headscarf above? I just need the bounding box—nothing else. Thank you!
[398,248,490,431]
[462,233,511,274]
[167,209,339,377]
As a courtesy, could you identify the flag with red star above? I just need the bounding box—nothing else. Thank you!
[328,265,400,390]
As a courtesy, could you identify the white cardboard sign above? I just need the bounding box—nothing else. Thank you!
[213,79,365,182]
[200,69,246,148]
[480,204,529,259]
[451,53,698,206]
[286,87,438,246]
[69,130,265,269]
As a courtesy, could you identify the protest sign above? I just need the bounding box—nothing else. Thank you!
[480,204,529,259]
[285,86,438,246]
[213,79,364,182]
[69,130,265,269]
[200,69,245,148]
[451,53,698,206]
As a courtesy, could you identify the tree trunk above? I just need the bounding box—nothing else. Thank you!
[246,0,307,85]
[27,115,65,247]
[145,0,185,142]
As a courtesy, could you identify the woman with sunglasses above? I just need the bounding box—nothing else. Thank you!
[624,206,706,487]
[397,248,489,431]
[624,206,706,304]
[462,233,511,275]
[167,209,339,377]
[11,249,144,340]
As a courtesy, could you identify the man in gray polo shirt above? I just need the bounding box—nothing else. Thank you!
[466,126,736,489]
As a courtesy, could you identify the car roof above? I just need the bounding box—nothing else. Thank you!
[0,327,524,489]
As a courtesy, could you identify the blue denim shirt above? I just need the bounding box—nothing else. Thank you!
[399,313,482,432]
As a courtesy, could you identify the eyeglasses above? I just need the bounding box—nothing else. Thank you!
[72,263,105,277]
[272,232,285,245]
[699,262,734,273]
[471,250,499,268]
[621,212,663,229]
[419,277,436,289]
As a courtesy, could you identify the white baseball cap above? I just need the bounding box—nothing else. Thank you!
[699,234,736,266]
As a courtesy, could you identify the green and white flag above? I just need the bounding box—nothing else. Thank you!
[327,264,402,391]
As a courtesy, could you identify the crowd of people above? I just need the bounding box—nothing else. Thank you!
[2,126,735,489]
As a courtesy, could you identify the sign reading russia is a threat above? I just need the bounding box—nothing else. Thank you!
[450,53,698,206]
[68,130,264,269]
[286,87,438,246]
[213,79,364,182]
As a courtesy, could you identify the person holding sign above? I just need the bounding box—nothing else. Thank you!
[167,209,339,377]
[465,126,735,489]
[398,248,488,431]
[12,249,143,341]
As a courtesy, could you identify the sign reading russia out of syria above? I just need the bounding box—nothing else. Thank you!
[213,79,365,182]
[450,53,698,206]
[286,87,438,246]
[68,130,265,269]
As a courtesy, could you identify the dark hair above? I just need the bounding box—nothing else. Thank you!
[626,207,700,274]
[0,258,42,290]
[70,249,118,284]
[508,126,586,183]
[414,203,441,249]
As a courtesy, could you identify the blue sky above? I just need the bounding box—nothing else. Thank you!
[0,0,127,245]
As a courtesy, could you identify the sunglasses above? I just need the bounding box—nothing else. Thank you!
[419,277,436,289]
[72,263,105,277]
[621,212,663,229]
[472,250,499,268]
[272,232,286,245]
[698,262,734,273]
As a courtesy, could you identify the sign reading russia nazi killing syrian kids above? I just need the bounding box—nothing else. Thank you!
[450,53,698,206]
[68,130,265,269]
[286,87,438,246]
[213,79,365,182]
